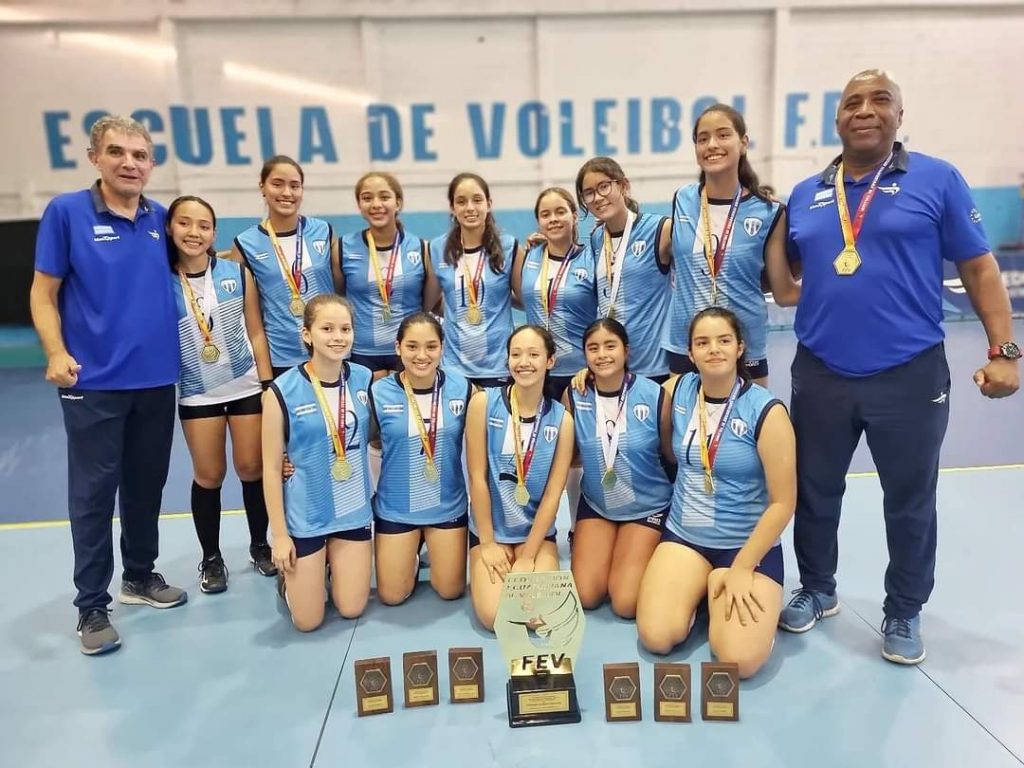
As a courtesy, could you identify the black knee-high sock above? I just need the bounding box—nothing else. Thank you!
[191,482,222,559]
[241,479,269,547]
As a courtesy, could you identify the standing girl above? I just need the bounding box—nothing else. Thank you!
[465,325,575,630]
[566,319,672,618]
[664,104,799,384]
[232,156,340,377]
[636,307,795,678]
[513,187,598,401]
[168,196,276,591]
[426,173,519,388]
[262,295,374,631]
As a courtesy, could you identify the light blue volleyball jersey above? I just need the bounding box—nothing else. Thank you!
[471,387,566,544]
[666,372,783,549]
[235,216,335,368]
[520,244,598,376]
[430,234,516,379]
[341,228,427,356]
[270,362,373,536]
[173,257,257,400]
[370,370,471,526]
[589,212,671,377]
[665,185,782,362]
[569,374,672,522]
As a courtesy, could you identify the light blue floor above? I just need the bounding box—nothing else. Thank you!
[1,323,1022,767]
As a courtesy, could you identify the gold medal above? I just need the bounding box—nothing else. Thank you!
[289,297,306,317]
[331,457,352,482]
[833,246,862,277]
[466,305,483,325]
[601,469,617,490]
[514,483,530,507]
[200,343,220,364]
[703,472,714,495]
[381,305,392,323]
[423,462,439,483]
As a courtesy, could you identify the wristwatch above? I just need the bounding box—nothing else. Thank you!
[987,342,1022,360]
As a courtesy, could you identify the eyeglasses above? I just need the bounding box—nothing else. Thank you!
[580,180,618,204]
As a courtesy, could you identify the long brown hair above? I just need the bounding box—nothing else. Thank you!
[443,173,505,273]
[692,105,773,203]
[574,157,640,218]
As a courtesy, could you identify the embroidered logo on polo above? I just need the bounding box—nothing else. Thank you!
[573,268,589,281]
[729,418,749,438]
[631,241,647,257]
[356,390,368,406]
[448,399,466,417]
[970,208,982,224]
[543,425,559,443]
[148,230,161,240]
[220,278,238,293]
[633,404,651,422]
[407,251,422,265]
[742,218,762,237]
[313,240,327,255]
[93,225,114,235]
[879,183,901,196]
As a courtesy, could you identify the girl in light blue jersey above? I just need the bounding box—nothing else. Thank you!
[168,196,276,594]
[513,187,598,402]
[565,318,672,619]
[636,307,795,678]
[263,295,373,631]
[231,156,341,376]
[340,172,431,379]
[575,157,673,381]
[665,105,800,385]
[425,173,519,388]
[370,312,471,606]
[465,325,574,630]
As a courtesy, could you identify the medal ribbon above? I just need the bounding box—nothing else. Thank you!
[305,362,347,463]
[177,265,215,347]
[835,149,893,250]
[697,378,742,493]
[600,210,636,317]
[461,248,487,318]
[539,245,576,318]
[266,218,305,305]
[401,372,440,470]
[699,185,742,304]
[368,230,401,316]
[509,385,543,488]
[596,374,633,474]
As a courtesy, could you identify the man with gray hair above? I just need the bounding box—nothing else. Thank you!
[30,115,187,655]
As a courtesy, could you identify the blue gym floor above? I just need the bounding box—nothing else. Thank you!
[1,321,1022,768]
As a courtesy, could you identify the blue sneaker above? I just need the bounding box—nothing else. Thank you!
[881,615,926,665]
[778,588,840,633]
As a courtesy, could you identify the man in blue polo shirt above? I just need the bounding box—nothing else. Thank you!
[30,115,187,655]
[780,70,1019,664]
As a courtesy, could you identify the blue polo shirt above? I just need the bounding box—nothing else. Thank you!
[34,182,180,390]
[787,143,990,377]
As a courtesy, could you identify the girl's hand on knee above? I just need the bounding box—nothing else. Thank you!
[273,536,297,574]
[481,542,512,584]
[712,567,763,627]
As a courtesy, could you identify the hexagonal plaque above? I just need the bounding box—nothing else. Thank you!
[354,657,393,716]
[602,662,641,721]
[653,662,691,723]
[448,647,484,703]
[701,662,739,721]
[403,650,439,707]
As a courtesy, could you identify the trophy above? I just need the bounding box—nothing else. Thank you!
[653,662,691,723]
[701,662,739,721]
[354,657,394,716]
[448,647,485,703]
[603,662,642,722]
[494,570,586,728]
[403,650,439,707]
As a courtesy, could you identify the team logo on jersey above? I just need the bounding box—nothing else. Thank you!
[633,404,651,422]
[148,230,161,240]
[382,403,404,414]
[729,418,749,438]
[219,278,238,293]
[574,401,593,411]
[407,251,422,266]
[313,240,327,256]
[631,240,647,257]
[294,403,318,417]
[543,425,559,443]
[742,217,762,237]
[356,390,368,406]
[573,268,589,282]
[448,399,466,417]
[879,183,901,196]
[250,251,269,261]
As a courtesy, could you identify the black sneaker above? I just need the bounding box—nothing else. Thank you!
[250,543,278,577]
[199,555,229,594]
[77,608,121,656]
[119,572,188,609]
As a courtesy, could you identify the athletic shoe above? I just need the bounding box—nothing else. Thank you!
[77,609,121,656]
[778,588,839,633]
[118,572,188,609]
[882,615,926,665]
[199,555,229,594]
[250,543,278,577]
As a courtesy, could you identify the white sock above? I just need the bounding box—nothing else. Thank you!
[566,466,582,533]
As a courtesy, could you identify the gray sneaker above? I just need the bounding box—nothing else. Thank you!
[119,572,188,609]
[77,609,121,656]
